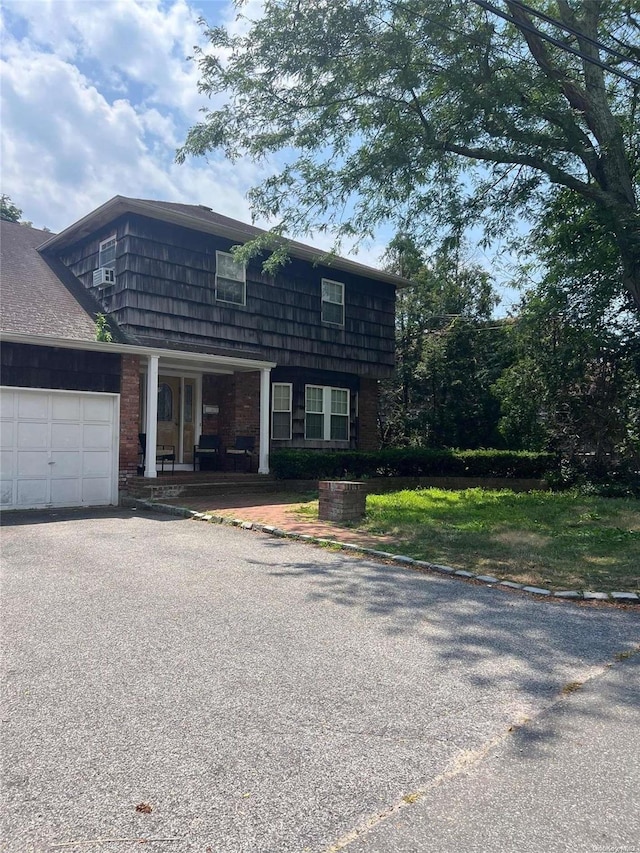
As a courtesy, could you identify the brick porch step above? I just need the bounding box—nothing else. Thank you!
[126,472,282,501]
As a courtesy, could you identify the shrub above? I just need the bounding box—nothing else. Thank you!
[270,449,557,480]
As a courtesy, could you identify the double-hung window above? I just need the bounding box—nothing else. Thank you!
[305,386,325,440]
[305,385,350,441]
[215,250,246,305]
[271,383,292,440]
[321,279,344,326]
[99,235,117,269]
[329,387,349,440]
[94,235,117,285]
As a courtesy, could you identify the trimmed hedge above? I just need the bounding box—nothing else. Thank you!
[270,449,558,480]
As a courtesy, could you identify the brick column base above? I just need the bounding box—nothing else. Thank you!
[318,480,367,523]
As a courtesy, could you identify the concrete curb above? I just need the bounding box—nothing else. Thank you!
[134,499,640,605]
[131,498,193,518]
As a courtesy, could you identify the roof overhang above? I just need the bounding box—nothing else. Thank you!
[37,195,411,288]
[0,331,276,374]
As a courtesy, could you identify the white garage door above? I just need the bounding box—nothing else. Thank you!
[0,387,119,510]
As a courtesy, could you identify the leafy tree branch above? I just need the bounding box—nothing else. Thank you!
[179,0,640,309]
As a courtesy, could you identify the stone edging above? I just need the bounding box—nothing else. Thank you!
[135,499,640,605]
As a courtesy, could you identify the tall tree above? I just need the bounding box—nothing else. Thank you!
[179,0,640,310]
[379,237,510,448]
[494,190,640,475]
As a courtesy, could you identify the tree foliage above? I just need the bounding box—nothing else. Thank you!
[180,0,640,309]
[379,237,512,448]
[94,313,113,343]
[1,194,22,222]
[494,190,640,480]
[494,284,640,479]
[380,208,639,485]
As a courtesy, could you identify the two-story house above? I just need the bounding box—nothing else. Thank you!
[0,196,407,510]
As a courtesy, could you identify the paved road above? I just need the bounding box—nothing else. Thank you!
[2,508,638,853]
[346,653,640,853]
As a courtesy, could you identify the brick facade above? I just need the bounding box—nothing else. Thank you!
[118,354,141,488]
[201,374,224,441]
[201,372,260,453]
[201,371,378,456]
[233,372,260,442]
[130,367,374,481]
[358,378,380,451]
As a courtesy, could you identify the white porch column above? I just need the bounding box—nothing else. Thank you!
[258,367,271,474]
[144,355,159,478]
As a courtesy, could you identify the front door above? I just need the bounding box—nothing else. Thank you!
[152,376,197,466]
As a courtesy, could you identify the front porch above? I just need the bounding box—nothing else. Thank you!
[134,349,276,480]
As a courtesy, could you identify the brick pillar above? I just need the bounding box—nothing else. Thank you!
[318,481,367,523]
[119,354,141,490]
[358,378,380,451]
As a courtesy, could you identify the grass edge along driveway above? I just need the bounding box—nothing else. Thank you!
[296,488,640,592]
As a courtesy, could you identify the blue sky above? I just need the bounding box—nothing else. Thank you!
[1,0,519,310]
[1,1,266,227]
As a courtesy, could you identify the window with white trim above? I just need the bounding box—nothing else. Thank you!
[98,235,117,269]
[321,279,344,326]
[305,385,350,441]
[215,250,246,305]
[305,385,324,439]
[271,383,292,440]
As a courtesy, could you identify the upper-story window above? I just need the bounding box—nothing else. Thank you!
[93,235,117,286]
[321,279,345,326]
[98,235,117,269]
[216,250,246,305]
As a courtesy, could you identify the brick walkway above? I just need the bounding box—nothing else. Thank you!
[165,491,397,549]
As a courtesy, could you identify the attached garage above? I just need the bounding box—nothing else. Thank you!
[0,387,119,510]
[1,222,125,509]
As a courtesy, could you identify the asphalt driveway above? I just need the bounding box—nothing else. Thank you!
[2,508,638,852]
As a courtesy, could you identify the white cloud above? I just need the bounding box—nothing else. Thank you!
[0,0,274,232]
[222,0,265,37]
[2,0,206,114]
[0,0,395,273]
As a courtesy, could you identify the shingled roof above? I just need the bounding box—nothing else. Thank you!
[0,220,99,340]
[38,196,411,288]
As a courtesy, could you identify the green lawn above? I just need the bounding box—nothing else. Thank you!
[299,488,640,592]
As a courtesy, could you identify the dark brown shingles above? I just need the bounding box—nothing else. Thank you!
[136,200,264,239]
[1,220,98,341]
[125,198,409,287]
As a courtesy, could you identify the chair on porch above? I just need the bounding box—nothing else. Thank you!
[138,433,176,474]
[225,435,255,472]
[193,434,222,471]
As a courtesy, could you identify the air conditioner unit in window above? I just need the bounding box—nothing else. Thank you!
[93,267,115,286]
